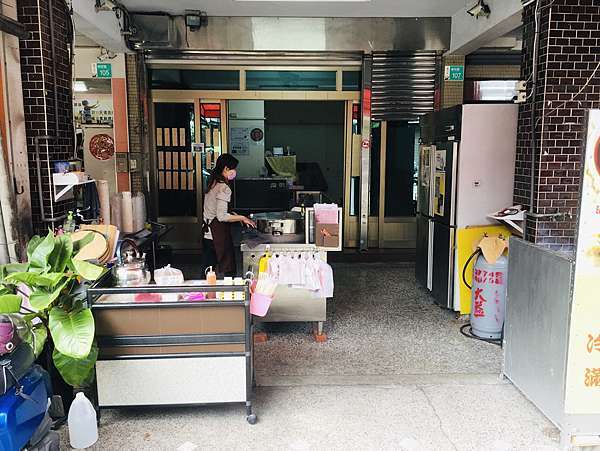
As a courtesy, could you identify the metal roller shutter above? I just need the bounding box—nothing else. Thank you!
[371,51,440,121]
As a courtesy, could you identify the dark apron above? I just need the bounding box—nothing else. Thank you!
[203,218,236,276]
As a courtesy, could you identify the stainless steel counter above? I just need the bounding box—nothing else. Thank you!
[241,238,328,338]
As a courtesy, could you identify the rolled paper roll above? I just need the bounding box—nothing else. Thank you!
[121,191,134,233]
[110,192,122,230]
[132,192,146,232]
[96,180,110,225]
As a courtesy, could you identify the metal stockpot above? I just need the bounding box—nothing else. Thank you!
[250,211,304,236]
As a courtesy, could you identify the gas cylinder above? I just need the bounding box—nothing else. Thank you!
[469,253,509,339]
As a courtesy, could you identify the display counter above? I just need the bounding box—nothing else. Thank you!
[87,274,256,424]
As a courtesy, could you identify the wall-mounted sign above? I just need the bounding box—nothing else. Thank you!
[444,65,464,81]
[564,109,600,414]
[230,127,251,155]
[89,134,115,161]
[93,63,112,79]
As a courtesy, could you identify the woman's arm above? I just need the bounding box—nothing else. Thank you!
[215,196,255,227]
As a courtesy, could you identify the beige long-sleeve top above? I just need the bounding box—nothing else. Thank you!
[203,182,233,240]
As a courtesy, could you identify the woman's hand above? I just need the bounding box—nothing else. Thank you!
[241,216,256,228]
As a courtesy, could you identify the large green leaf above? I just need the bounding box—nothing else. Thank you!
[0,294,22,313]
[4,272,65,288]
[53,343,98,388]
[29,231,55,270]
[48,234,73,273]
[29,324,48,358]
[70,259,104,281]
[0,263,29,281]
[26,235,43,260]
[72,232,95,254]
[29,278,72,311]
[48,307,94,359]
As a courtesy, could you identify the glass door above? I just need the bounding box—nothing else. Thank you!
[367,120,420,249]
[154,102,202,251]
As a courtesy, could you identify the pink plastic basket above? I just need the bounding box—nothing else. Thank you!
[250,293,273,317]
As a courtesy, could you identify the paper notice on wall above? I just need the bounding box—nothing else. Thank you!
[564,109,600,414]
[230,127,251,155]
[435,149,446,171]
[421,146,431,187]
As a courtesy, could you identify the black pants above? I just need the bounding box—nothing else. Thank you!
[202,238,236,277]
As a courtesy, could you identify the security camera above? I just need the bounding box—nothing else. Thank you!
[467,0,491,19]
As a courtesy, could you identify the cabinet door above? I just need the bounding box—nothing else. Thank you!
[96,356,247,406]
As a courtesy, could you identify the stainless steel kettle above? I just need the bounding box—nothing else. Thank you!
[113,238,150,286]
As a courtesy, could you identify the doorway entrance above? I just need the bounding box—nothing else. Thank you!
[371,120,420,249]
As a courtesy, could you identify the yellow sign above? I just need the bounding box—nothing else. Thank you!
[565,109,600,414]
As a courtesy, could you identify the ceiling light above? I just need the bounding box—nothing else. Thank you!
[185,10,208,32]
[73,81,88,92]
[235,0,370,2]
[467,0,491,19]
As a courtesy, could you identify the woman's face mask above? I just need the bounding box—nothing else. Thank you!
[226,169,237,180]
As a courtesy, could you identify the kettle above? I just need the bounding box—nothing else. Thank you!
[113,238,150,287]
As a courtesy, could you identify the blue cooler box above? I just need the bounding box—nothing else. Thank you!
[0,365,49,451]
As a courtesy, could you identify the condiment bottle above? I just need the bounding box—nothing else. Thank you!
[206,266,216,299]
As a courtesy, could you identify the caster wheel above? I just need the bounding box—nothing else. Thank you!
[246,414,257,425]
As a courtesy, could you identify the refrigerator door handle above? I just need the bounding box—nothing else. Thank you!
[447,227,456,309]
[427,220,434,291]
[428,145,436,217]
[449,141,459,227]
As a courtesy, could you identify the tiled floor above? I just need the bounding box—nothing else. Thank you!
[61,262,561,450]
[255,262,503,377]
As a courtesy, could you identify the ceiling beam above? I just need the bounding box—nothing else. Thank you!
[448,0,523,55]
[72,0,130,53]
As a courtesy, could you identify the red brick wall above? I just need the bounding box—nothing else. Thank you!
[515,0,600,250]
[18,0,75,234]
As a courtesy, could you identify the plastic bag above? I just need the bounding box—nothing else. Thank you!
[154,265,184,286]
[153,265,184,302]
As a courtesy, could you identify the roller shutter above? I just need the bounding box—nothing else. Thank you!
[371,51,440,121]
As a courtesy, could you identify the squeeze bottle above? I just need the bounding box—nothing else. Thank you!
[206,266,217,299]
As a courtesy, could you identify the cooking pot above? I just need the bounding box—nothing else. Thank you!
[250,211,304,236]
[113,238,150,286]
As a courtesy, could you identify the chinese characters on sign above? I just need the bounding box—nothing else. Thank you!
[584,368,600,387]
[473,288,486,318]
[584,333,600,387]
[473,269,504,285]
[587,333,600,354]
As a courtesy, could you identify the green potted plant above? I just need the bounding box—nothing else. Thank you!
[0,230,104,388]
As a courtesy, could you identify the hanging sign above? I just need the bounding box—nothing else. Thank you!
[444,65,464,81]
[564,109,600,414]
[93,63,112,79]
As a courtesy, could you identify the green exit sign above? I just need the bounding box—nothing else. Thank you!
[94,63,112,79]
[445,65,464,81]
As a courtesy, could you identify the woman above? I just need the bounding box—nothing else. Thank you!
[202,154,255,276]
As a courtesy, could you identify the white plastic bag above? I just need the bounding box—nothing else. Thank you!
[154,265,184,301]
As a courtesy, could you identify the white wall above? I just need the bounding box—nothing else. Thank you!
[74,48,126,79]
[449,0,523,55]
